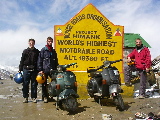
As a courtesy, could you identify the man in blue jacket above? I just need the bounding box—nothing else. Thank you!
[37,37,58,103]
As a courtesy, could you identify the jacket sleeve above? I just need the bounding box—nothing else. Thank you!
[145,47,151,68]
[35,49,40,67]
[19,49,26,71]
[127,49,135,59]
[52,49,59,70]
[37,48,44,71]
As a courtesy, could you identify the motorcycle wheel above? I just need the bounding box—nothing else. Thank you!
[113,94,125,111]
[62,96,78,112]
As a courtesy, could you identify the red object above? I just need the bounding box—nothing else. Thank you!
[115,32,121,36]
[45,45,52,52]
[102,80,107,84]
[56,84,60,89]
[115,28,121,36]
[128,47,151,70]
[74,82,78,87]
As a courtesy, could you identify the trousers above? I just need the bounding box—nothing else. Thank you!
[22,69,38,98]
[42,73,51,98]
[124,65,147,96]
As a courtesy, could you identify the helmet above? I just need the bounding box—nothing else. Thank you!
[14,72,24,84]
[36,73,46,84]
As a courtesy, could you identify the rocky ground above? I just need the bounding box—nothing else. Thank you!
[0,79,160,120]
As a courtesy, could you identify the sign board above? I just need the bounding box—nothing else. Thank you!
[54,3,124,72]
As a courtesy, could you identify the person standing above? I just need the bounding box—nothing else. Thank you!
[10,74,13,80]
[19,39,39,103]
[124,38,151,99]
[37,37,58,103]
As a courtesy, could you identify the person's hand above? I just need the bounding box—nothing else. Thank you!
[127,57,131,63]
[146,68,150,72]
[39,71,43,74]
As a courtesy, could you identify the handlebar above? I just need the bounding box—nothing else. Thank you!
[87,59,122,73]
[110,59,123,64]
[67,62,77,67]
[63,63,77,68]
[87,68,98,73]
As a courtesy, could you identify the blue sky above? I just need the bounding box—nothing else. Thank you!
[0,0,160,66]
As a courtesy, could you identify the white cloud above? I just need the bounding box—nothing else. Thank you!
[98,0,160,59]
[0,25,53,66]
[0,0,160,67]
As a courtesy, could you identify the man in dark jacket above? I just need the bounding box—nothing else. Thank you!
[124,38,151,99]
[19,39,39,103]
[37,37,58,103]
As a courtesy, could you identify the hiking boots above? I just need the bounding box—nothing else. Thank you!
[44,97,48,103]
[23,98,28,103]
[136,95,145,99]
[32,98,37,103]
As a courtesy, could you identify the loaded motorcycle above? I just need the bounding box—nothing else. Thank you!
[87,59,125,111]
[127,59,157,86]
[48,63,79,112]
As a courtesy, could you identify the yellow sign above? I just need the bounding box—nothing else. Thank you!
[54,3,124,72]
